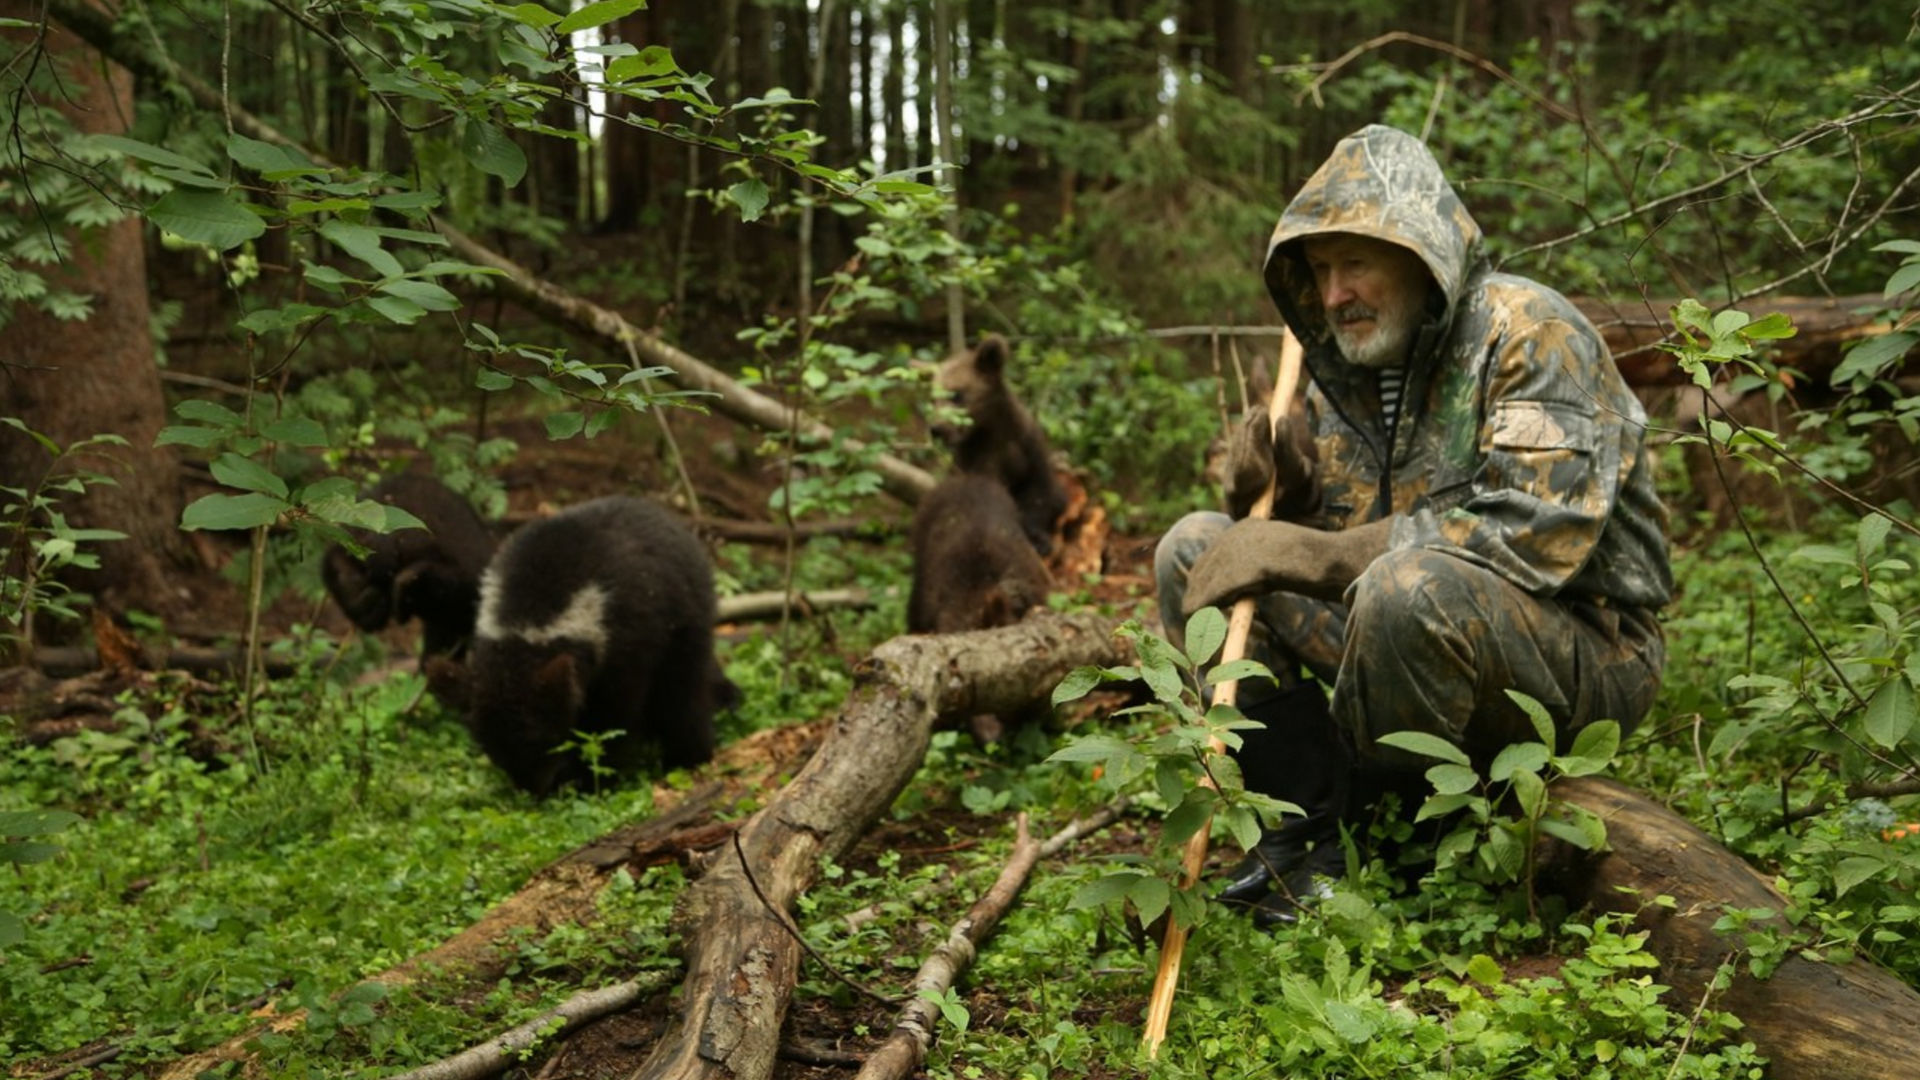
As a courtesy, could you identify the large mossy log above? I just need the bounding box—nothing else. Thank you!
[1550,776,1920,1080]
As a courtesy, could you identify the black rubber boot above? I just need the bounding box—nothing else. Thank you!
[1215,681,1352,906]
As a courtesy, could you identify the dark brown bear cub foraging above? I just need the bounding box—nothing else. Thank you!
[465,496,724,797]
[908,475,1053,742]
[321,473,496,664]
[933,334,1069,555]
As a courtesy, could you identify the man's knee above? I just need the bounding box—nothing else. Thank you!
[1347,546,1491,649]
[1153,511,1230,580]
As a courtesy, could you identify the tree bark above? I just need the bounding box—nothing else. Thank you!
[0,3,190,632]
[1548,775,1920,1080]
[631,610,1127,1080]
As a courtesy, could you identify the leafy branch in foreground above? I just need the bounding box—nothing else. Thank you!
[1047,608,1297,932]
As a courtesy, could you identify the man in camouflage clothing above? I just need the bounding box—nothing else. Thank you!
[1156,124,1671,926]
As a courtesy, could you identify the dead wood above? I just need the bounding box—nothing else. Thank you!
[854,799,1133,1080]
[691,516,895,545]
[1548,775,1920,1080]
[384,979,662,1080]
[630,610,1129,1080]
[716,589,874,624]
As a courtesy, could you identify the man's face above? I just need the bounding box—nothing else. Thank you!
[1301,234,1432,369]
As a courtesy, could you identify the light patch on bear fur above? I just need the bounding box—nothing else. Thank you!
[477,575,609,656]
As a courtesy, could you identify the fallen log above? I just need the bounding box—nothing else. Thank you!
[631,610,1129,1080]
[1548,775,1920,1080]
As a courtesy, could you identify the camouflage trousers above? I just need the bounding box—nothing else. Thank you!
[1154,512,1665,769]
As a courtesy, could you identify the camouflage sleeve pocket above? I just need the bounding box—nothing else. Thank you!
[1485,400,1595,500]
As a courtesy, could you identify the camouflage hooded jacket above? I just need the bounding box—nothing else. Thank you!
[1264,125,1672,613]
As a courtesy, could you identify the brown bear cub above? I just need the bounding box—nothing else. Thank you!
[907,475,1053,743]
[464,496,727,797]
[321,473,496,665]
[932,334,1069,555]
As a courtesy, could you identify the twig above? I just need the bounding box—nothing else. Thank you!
[853,798,1133,1080]
[381,979,657,1080]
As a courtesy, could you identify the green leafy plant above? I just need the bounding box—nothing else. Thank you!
[1381,690,1619,917]
[1047,608,1297,932]
[0,420,128,659]
[0,808,82,948]
[553,727,629,794]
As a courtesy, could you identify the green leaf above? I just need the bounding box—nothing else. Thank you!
[1045,734,1133,764]
[0,840,63,864]
[1559,720,1621,777]
[1183,607,1226,667]
[209,453,289,499]
[1511,768,1548,819]
[147,190,265,251]
[1488,742,1550,783]
[1465,953,1504,986]
[1071,871,1144,910]
[0,910,20,947]
[378,279,461,312]
[1480,825,1525,881]
[226,134,323,179]
[1414,791,1479,823]
[1862,676,1915,749]
[0,810,82,837]
[545,411,586,439]
[1885,260,1920,298]
[729,179,770,223]
[1051,666,1105,706]
[606,44,680,83]
[320,221,405,279]
[1831,331,1916,386]
[1833,855,1887,898]
[1540,816,1600,851]
[1426,763,1480,796]
[461,121,528,187]
[475,368,516,392]
[556,0,647,35]
[260,416,329,449]
[364,294,427,325]
[1163,791,1214,847]
[1128,875,1171,931]
[1203,659,1273,690]
[87,134,214,175]
[1377,730,1470,766]
[497,2,564,28]
[180,492,286,531]
[1505,690,1558,751]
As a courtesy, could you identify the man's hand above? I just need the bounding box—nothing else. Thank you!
[1182,518,1394,613]
[1224,411,1315,520]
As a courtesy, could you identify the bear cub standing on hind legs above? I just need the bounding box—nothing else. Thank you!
[932,334,1069,555]
[907,474,1053,744]
[464,495,728,797]
[321,473,497,665]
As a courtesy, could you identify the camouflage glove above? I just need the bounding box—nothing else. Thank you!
[1224,411,1317,520]
[1182,518,1394,612]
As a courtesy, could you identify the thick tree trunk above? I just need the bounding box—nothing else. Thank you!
[0,3,190,636]
[1548,776,1920,1080]
[631,610,1127,1080]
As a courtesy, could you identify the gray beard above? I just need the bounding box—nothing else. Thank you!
[1330,304,1420,369]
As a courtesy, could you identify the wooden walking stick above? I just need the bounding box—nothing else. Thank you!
[1142,326,1304,1058]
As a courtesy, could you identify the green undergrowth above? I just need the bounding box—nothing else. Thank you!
[0,654,683,1069]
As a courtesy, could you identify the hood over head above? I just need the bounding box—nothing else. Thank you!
[1264,125,1483,354]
